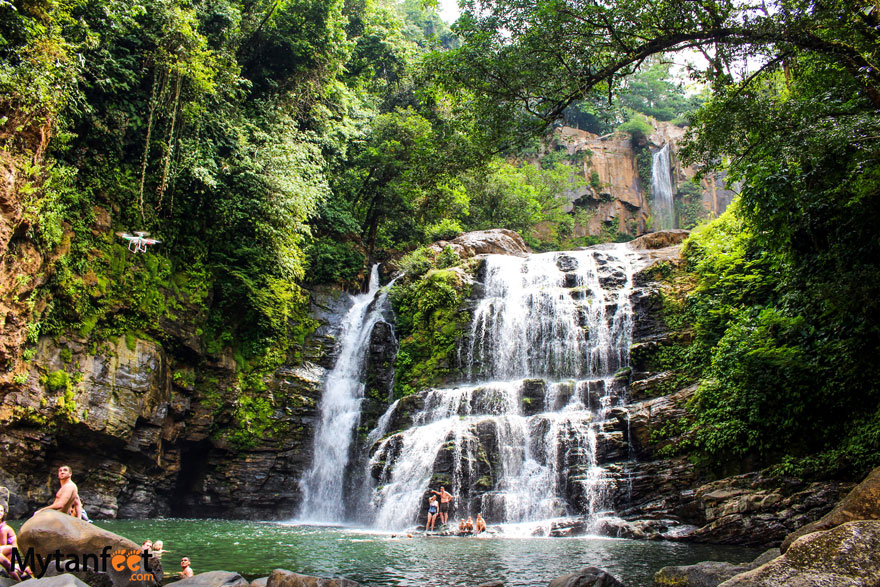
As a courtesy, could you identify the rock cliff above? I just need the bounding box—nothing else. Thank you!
[0,111,66,389]
[548,122,736,238]
[0,287,356,520]
[594,239,851,547]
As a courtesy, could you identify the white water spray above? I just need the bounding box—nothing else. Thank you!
[651,144,676,230]
[298,266,396,522]
[364,246,639,531]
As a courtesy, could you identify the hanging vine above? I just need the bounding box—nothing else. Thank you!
[138,67,163,223]
[157,70,182,211]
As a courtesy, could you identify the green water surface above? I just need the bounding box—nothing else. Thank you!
[26,519,759,587]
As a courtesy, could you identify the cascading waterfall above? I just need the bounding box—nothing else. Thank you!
[298,265,396,522]
[651,143,676,230]
[363,245,639,531]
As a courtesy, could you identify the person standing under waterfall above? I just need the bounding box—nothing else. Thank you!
[426,496,439,532]
[431,486,453,526]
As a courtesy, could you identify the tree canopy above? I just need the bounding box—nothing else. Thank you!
[430,0,880,141]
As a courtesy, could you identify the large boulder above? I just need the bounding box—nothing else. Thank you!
[629,230,689,250]
[165,571,249,587]
[653,552,779,587]
[16,510,158,587]
[266,569,362,587]
[654,561,752,587]
[546,567,625,587]
[780,466,880,553]
[719,520,880,586]
[429,229,530,258]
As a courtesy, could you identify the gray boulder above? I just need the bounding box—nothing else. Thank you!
[547,567,625,587]
[719,520,880,586]
[653,549,780,586]
[165,571,249,587]
[653,561,753,586]
[267,569,362,587]
[250,578,269,587]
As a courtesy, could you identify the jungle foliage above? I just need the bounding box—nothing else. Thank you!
[3,0,878,472]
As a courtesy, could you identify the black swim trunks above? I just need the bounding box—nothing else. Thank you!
[440,501,449,513]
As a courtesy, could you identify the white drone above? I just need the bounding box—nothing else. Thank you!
[116,231,161,253]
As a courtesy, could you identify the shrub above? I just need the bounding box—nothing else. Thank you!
[617,117,654,140]
[425,218,463,242]
[398,247,435,278]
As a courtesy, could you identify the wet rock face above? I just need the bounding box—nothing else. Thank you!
[361,321,398,431]
[0,284,343,520]
[612,467,853,547]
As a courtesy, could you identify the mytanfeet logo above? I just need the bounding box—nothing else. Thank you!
[10,545,155,581]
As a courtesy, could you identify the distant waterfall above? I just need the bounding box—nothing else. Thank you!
[298,266,395,522]
[363,246,638,531]
[651,144,676,230]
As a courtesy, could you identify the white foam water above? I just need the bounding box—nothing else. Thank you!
[363,246,640,531]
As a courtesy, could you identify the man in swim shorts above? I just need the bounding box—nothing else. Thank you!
[431,486,453,525]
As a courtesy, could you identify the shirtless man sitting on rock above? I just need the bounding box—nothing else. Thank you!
[37,465,80,518]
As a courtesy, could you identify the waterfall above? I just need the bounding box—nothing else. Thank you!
[363,245,638,531]
[651,144,676,230]
[298,265,395,522]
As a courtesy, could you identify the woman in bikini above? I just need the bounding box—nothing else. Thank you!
[0,502,29,580]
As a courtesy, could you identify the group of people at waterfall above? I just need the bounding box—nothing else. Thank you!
[457,514,487,535]
[1,465,194,581]
[425,486,487,535]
